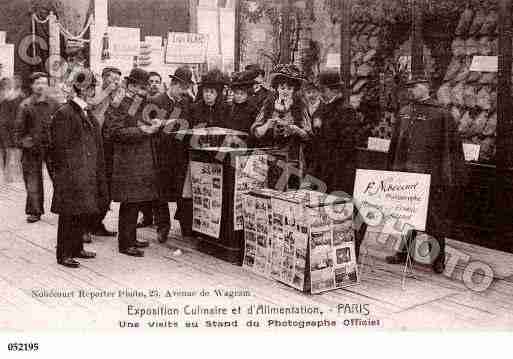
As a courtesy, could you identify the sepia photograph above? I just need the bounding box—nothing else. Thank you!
[0,0,512,356]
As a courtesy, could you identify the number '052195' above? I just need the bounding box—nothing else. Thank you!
[7,343,39,351]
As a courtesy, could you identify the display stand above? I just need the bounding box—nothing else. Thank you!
[189,147,271,265]
[242,189,359,294]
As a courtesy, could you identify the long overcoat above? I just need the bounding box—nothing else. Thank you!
[103,95,160,203]
[49,100,109,215]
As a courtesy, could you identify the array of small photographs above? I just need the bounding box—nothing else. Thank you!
[190,161,223,238]
[233,155,268,231]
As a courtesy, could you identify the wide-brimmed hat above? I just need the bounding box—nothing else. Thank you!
[405,76,430,86]
[245,64,265,77]
[199,69,228,88]
[125,68,150,86]
[169,66,194,84]
[318,71,344,88]
[270,64,304,89]
[230,70,256,89]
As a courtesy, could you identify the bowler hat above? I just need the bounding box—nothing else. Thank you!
[125,68,150,86]
[72,69,97,90]
[230,70,256,88]
[169,66,194,84]
[101,66,121,78]
[29,72,49,84]
[405,77,430,86]
[318,71,344,88]
[270,64,304,89]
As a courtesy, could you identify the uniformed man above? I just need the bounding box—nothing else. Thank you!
[372,77,466,273]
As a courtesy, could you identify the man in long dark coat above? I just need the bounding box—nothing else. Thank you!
[357,78,466,273]
[306,71,361,195]
[104,68,163,257]
[49,70,108,268]
[148,66,193,242]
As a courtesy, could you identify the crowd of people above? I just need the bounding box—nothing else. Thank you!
[0,62,465,274]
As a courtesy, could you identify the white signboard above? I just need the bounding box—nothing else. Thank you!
[353,169,431,234]
[0,31,6,45]
[0,44,15,78]
[367,137,391,152]
[107,26,140,57]
[326,53,340,68]
[462,143,481,162]
[470,56,497,72]
[166,32,208,64]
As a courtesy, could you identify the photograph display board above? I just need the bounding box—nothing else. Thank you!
[190,160,223,239]
[243,190,358,294]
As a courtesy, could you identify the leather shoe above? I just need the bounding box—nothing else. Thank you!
[27,215,41,223]
[93,225,117,237]
[134,239,149,248]
[157,232,169,243]
[75,250,96,259]
[58,258,80,268]
[137,219,153,228]
[385,253,407,265]
[120,247,144,257]
[432,254,446,274]
[82,232,92,243]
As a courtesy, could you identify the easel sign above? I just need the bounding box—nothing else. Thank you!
[353,169,431,235]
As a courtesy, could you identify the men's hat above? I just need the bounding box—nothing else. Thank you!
[72,69,97,89]
[405,76,430,86]
[199,69,228,87]
[270,64,304,88]
[169,66,194,84]
[230,70,256,88]
[318,71,344,88]
[101,66,122,78]
[29,72,49,83]
[125,68,150,86]
[245,64,265,77]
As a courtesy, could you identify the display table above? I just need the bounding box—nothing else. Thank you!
[189,147,270,264]
[242,189,359,294]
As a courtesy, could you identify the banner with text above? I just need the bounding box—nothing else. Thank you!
[166,32,208,64]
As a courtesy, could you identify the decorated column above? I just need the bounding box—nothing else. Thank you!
[48,11,60,86]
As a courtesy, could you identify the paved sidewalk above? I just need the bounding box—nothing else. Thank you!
[1,176,513,330]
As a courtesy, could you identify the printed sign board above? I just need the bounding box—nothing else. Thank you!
[166,32,208,64]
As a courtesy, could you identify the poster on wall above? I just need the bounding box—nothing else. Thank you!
[107,26,141,58]
[0,44,14,78]
[233,154,268,231]
[165,32,208,64]
[190,160,223,239]
[353,169,431,235]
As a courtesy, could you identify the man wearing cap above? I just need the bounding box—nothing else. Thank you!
[307,71,361,196]
[87,66,124,239]
[377,77,466,273]
[14,72,58,223]
[148,71,163,97]
[104,68,164,257]
[245,64,272,110]
[49,69,107,268]
[146,66,194,242]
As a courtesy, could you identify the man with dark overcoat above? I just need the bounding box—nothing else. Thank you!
[103,68,163,257]
[49,70,108,268]
[148,66,194,242]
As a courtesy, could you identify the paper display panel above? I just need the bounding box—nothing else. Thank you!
[107,27,141,58]
[353,169,431,235]
[190,160,223,239]
[165,32,208,64]
[469,56,497,72]
[0,44,14,78]
[233,154,268,230]
[462,143,480,162]
[367,137,391,152]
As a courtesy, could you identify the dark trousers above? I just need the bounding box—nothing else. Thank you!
[118,202,141,251]
[153,200,170,236]
[21,150,45,216]
[140,202,153,224]
[56,214,86,262]
[174,198,192,236]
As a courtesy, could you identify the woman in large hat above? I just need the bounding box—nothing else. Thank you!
[225,70,259,134]
[250,64,312,189]
[188,69,229,128]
